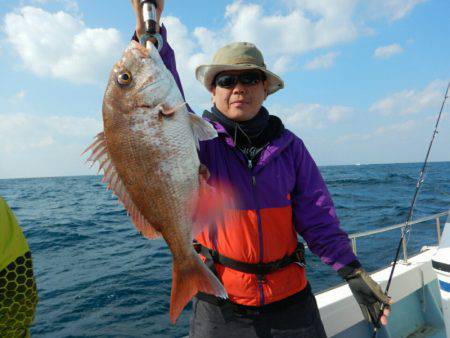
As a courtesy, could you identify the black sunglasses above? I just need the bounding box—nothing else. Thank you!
[213,71,266,88]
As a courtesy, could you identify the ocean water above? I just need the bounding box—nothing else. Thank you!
[1,162,449,337]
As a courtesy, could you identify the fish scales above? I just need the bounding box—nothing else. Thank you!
[85,41,227,323]
[106,107,197,230]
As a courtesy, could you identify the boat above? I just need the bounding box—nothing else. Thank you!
[317,210,450,338]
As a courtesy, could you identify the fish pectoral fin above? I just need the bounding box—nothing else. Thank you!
[170,255,227,324]
[159,102,187,116]
[189,113,218,149]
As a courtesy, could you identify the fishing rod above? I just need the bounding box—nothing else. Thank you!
[139,0,163,51]
[372,80,450,337]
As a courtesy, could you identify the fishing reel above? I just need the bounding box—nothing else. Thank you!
[139,0,163,51]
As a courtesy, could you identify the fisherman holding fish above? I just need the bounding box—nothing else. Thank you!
[94,1,393,336]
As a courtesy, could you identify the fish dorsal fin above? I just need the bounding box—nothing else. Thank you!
[84,132,161,239]
[189,113,218,149]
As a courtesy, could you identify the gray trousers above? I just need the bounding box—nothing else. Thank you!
[189,290,327,338]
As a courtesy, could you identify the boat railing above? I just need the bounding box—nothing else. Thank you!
[347,210,450,263]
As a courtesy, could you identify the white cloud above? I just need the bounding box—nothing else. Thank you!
[3,6,124,84]
[426,112,449,122]
[0,113,102,153]
[337,119,417,142]
[374,43,403,59]
[327,106,353,122]
[12,90,27,101]
[271,102,353,131]
[373,119,417,134]
[369,79,447,115]
[272,56,294,74]
[366,0,427,21]
[0,113,103,178]
[224,1,358,56]
[304,52,339,70]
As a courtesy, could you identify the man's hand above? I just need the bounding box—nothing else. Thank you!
[344,268,392,327]
[130,0,164,37]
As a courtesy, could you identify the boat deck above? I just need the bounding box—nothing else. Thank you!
[316,246,446,338]
[407,325,444,338]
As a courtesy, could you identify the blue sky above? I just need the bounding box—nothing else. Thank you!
[0,0,449,178]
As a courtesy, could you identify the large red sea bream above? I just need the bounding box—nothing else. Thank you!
[84,40,227,323]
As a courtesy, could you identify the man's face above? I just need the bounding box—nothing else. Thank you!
[211,70,268,122]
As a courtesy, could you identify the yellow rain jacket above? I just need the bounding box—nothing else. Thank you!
[0,197,38,338]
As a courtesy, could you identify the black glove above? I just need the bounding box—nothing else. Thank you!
[339,263,391,328]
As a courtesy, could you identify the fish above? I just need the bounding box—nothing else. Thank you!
[84,40,227,323]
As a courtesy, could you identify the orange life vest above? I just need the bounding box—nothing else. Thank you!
[196,205,307,306]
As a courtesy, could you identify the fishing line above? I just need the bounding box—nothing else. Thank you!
[372,81,450,337]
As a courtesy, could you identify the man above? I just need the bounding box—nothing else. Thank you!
[130,1,391,337]
[0,197,38,338]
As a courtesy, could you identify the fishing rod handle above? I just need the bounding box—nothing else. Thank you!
[138,0,163,51]
[140,0,157,34]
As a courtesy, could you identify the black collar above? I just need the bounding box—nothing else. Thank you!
[203,106,284,148]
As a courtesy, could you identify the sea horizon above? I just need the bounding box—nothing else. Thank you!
[1,160,449,181]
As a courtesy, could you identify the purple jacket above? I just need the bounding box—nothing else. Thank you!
[154,25,357,273]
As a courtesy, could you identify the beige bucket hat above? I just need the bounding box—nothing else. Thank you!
[195,42,284,95]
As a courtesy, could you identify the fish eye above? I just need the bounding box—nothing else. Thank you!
[117,70,132,86]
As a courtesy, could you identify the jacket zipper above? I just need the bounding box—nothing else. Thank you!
[247,158,265,306]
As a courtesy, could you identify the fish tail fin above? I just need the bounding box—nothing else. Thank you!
[170,255,227,324]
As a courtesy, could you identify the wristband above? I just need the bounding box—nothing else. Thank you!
[337,260,362,279]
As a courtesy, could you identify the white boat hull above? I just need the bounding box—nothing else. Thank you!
[317,247,446,338]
